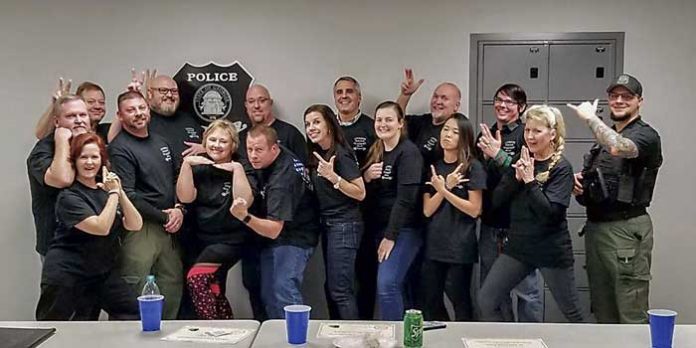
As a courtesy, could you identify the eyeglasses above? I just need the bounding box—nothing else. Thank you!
[494,97,518,107]
[151,87,178,95]
[608,93,636,101]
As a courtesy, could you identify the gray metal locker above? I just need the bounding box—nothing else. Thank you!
[548,43,616,101]
[482,44,549,101]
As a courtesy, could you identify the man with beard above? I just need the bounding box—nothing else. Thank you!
[237,84,307,163]
[569,74,662,324]
[108,91,184,319]
[397,68,463,167]
[109,72,204,163]
[28,95,90,257]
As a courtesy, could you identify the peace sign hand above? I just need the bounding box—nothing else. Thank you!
[127,68,145,92]
[52,77,72,101]
[477,124,503,159]
[313,152,337,182]
[400,68,424,96]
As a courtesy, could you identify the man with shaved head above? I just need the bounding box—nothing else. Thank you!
[238,84,307,163]
[397,68,463,166]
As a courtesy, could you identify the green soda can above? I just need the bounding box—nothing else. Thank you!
[403,309,423,348]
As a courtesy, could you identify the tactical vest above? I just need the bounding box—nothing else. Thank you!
[581,120,660,208]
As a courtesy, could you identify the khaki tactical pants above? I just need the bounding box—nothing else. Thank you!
[584,214,653,324]
[118,220,183,319]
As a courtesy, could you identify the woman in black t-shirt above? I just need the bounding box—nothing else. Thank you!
[304,104,366,320]
[36,133,142,320]
[422,113,486,321]
[362,101,424,321]
[176,119,253,319]
[477,105,586,322]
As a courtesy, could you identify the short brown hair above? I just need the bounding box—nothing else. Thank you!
[52,94,84,118]
[247,125,278,147]
[76,81,105,97]
[117,90,146,109]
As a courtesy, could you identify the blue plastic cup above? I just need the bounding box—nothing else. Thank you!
[284,304,311,345]
[648,309,677,348]
[138,295,164,332]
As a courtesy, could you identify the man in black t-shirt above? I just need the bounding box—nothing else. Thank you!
[396,68,463,166]
[108,91,184,320]
[237,84,307,163]
[333,76,376,168]
[28,95,90,256]
[476,83,543,322]
[230,125,320,319]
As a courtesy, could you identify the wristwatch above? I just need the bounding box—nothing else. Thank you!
[243,215,252,224]
[333,176,342,189]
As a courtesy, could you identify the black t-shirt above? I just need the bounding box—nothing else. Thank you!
[340,113,376,168]
[96,122,111,143]
[191,164,248,244]
[149,110,204,165]
[42,182,123,284]
[425,159,487,264]
[238,119,308,164]
[363,139,423,238]
[310,144,362,221]
[249,148,320,248]
[479,120,525,228]
[27,134,61,255]
[108,131,179,224]
[406,113,444,167]
[501,156,575,268]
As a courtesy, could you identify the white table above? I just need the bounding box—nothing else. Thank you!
[0,320,260,347]
[250,319,696,347]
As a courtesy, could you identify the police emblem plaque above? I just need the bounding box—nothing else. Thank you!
[174,61,254,132]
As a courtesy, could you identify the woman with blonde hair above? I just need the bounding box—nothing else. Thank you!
[176,119,253,319]
[478,105,586,322]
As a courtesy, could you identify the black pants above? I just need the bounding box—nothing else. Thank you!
[242,242,267,321]
[421,259,474,321]
[355,231,378,320]
[36,271,138,321]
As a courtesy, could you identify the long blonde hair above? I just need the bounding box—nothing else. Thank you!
[522,105,566,183]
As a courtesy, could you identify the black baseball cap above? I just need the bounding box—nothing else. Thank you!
[606,74,642,96]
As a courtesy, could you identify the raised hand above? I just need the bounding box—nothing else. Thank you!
[426,165,447,193]
[127,68,145,92]
[477,124,502,159]
[313,152,337,182]
[52,77,72,101]
[512,146,535,183]
[99,166,121,193]
[567,99,599,122]
[400,68,424,96]
[184,155,214,166]
[363,162,383,183]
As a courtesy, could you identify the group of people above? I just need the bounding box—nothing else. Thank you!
[27,67,662,325]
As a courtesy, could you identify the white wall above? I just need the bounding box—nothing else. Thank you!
[1,0,694,322]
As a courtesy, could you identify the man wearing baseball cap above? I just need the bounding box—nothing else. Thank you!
[568,74,663,323]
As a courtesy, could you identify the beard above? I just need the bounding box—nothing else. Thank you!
[610,112,631,122]
[151,99,179,116]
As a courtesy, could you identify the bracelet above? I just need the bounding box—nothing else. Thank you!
[108,189,120,196]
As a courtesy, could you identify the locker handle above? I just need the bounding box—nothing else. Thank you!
[596,67,605,78]
[530,67,539,79]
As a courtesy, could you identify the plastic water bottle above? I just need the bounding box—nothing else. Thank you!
[141,275,160,296]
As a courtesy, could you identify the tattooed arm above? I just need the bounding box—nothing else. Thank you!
[568,100,638,158]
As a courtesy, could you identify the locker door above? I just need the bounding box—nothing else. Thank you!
[551,102,611,140]
[548,43,615,101]
[482,44,549,101]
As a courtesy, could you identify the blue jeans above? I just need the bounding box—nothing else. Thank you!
[322,219,362,320]
[375,228,423,321]
[478,254,586,323]
[260,244,314,319]
[479,224,543,322]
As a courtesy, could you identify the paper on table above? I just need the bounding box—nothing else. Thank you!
[461,338,549,348]
[162,325,254,344]
[317,323,395,339]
